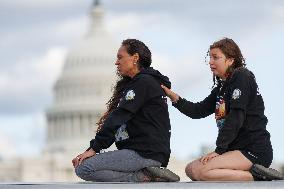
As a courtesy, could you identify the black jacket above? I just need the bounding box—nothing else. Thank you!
[89,67,172,167]
[173,68,272,155]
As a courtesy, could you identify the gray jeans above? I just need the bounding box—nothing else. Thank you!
[75,149,161,182]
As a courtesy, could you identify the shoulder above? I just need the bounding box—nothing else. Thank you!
[230,67,255,83]
[132,73,158,86]
[232,67,251,78]
[125,74,158,94]
[135,73,155,81]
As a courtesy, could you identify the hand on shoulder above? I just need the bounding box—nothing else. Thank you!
[161,85,179,103]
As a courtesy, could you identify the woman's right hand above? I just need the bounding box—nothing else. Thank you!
[72,148,96,168]
[199,151,219,165]
[161,85,180,103]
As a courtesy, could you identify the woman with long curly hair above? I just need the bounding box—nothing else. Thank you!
[72,39,179,182]
[161,38,283,181]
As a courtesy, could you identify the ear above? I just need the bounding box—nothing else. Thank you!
[227,58,234,66]
[133,53,139,64]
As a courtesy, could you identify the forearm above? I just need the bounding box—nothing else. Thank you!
[173,97,214,119]
[90,108,133,152]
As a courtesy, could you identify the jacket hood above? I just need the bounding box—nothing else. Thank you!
[140,67,171,89]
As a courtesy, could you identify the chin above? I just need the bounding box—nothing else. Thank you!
[211,71,219,77]
[211,71,217,76]
[119,72,128,77]
[117,69,123,75]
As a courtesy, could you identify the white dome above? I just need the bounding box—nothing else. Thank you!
[45,2,118,154]
[51,3,118,112]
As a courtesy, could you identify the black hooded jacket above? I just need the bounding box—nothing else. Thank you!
[173,68,272,156]
[89,67,171,167]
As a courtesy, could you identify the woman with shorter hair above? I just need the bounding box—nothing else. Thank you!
[72,39,179,182]
[161,38,284,181]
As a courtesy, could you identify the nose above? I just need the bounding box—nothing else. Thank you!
[209,58,214,66]
[115,59,119,65]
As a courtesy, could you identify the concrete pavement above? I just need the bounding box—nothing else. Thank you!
[1,181,284,189]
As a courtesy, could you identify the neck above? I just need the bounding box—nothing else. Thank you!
[128,68,140,78]
[220,75,227,80]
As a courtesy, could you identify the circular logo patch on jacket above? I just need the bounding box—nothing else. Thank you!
[125,90,135,100]
[232,88,241,100]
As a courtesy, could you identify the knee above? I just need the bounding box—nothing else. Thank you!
[75,163,92,181]
[75,164,86,179]
[185,161,211,181]
[185,162,199,181]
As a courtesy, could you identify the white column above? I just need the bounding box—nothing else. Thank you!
[82,115,89,136]
[59,116,64,140]
[73,114,80,138]
[89,115,96,135]
[48,119,53,140]
[53,117,58,140]
[47,118,51,140]
[79,115,83,137]
[65,115,72,139]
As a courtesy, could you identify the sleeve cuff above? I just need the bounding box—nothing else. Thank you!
[215,147,227,155]
[90,139,102,153]
[172,96,183,107]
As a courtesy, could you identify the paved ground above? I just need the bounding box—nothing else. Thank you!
[1,181,284,189]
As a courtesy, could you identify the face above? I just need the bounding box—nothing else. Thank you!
[115,46,139,77]
[209,48,234,79]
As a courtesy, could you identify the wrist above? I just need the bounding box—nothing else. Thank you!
[89,148,96,154]
[171,95,180,103]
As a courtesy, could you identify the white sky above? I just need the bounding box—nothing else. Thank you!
[0,0,284,163]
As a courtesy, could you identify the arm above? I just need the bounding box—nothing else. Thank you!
[173,92,217,119]
[161,85,217,119]
[90,108,133,152]
[74,110,132,167]
[89,76,150,152]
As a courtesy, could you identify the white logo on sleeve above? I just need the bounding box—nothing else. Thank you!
[115,124,129,142]
[232,88,241,100]
[125,90,135,100]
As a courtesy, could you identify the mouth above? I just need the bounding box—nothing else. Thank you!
[117,67,122,74]
[210,67,216,71]
[210,65,216,70]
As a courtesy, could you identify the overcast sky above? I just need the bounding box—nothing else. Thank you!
[0,0,284,163]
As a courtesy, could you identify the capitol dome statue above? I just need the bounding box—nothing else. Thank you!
[45,0,117,156]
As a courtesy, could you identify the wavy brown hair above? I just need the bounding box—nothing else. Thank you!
[96,74,131,132]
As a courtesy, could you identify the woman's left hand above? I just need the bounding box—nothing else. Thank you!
[200,151,219,165]
[72,148,96,168]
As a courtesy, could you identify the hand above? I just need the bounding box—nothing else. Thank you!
[72,148,96,168]
[161,85,179,103]
[199,152,219,165]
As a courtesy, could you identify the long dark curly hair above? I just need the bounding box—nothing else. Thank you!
[96,39,152,132]
[207,38,246,88]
